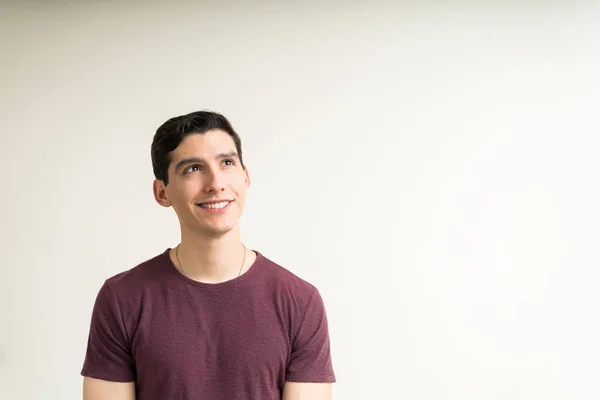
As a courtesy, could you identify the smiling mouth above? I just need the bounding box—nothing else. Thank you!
[196,201,231,211]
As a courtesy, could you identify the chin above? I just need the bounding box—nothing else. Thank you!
[201,222,239,237]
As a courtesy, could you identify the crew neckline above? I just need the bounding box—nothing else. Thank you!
[162,247,264,289]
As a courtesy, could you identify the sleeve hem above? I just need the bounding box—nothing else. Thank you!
[81,368,135,383]
[285,373,337,383]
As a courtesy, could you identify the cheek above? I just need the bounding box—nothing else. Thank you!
[234,181,249,197]
[168,184,195,205]
[230,173,248,190]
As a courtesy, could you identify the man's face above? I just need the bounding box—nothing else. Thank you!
[154,130,250,237]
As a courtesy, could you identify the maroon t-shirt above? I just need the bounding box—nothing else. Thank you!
[81,248,335,399]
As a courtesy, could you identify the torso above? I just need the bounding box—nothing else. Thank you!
[101,248,316,400]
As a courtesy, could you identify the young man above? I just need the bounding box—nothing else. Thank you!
[80,111,336,400]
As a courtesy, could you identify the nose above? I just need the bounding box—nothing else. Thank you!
[204,167,226,193]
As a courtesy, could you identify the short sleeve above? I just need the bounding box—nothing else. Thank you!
[286,287,336,383]
[80,282,136,382]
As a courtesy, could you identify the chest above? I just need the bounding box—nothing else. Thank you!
[130,290,291,386]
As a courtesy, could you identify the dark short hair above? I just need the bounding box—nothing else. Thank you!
[151,110,244,185]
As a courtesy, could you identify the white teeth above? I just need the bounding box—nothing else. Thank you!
[199,201,229,209]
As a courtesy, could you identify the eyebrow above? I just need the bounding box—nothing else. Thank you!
[174,151,240,172]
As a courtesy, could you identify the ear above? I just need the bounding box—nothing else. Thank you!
[244,165,251,189]
[153,179,172,207]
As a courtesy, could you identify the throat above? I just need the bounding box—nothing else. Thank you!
[171,242,252,283]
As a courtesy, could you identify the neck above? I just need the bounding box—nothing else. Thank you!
[174,227,248,283]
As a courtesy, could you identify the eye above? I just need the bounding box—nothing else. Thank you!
[184,164,202,174]
[222,158,236,166]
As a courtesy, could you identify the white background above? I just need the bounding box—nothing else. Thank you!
[1,1,599,399]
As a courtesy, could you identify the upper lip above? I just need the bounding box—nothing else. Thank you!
[196,199,233,205]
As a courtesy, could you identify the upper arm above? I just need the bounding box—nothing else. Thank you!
[282,381,332,400]
[81,283,136,383]
[286,287,336,383]
[83,377,135,400]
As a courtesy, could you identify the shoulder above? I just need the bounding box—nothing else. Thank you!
[256,252,333,360]
[100,249,172,298]
[255,251,320,305]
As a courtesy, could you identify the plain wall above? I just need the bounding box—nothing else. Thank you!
[1,1,599,399]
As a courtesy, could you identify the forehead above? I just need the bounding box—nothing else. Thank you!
[174,130,236,155]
